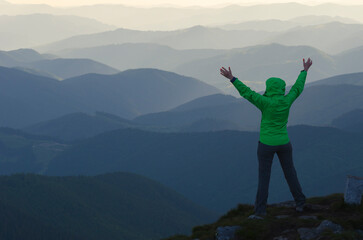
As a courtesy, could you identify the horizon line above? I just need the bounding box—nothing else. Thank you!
[4,1,363,8]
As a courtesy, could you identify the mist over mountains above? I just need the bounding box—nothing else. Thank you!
[0,67,359,136]
[1,2,363,30]
[48,43,363,94]
[130,73,363,132]
[0,66,219,127]
[213,15,359,31]
[20,71,363,140]
[37,22,363,55]
[37,26,277,52]
[23,112,138,142]
[0,1,363,239]
[0,49,119,79]
[0,14,115,50]
[331,109,363,133]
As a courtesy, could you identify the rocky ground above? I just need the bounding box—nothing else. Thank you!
[163,193,363,240]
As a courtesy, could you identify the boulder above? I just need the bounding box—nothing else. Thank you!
[344,175,363,205]
[297,228,318,240]
[316,220,343,234]
[298,220,344,240]
[215,226,241,240]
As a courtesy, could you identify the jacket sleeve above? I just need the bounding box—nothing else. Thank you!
[231,77,269,111]
[286,70,307,104]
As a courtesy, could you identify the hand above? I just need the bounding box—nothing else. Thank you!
[220,66,234,80]
[303,58,312,72]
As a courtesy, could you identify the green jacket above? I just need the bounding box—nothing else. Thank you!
[231,70,307,146]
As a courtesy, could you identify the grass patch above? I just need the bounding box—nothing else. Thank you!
[320,230,362,240]
[164,193,363,240]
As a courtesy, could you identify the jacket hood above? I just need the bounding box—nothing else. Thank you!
[263,77,286,97]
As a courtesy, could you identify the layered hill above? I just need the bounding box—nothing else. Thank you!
[172,43,357,93]
[306,72,363,87]
[0,49,119,79]
[23,58,119,79]
[0,48,45,64]
[1,2,363,30]
[54,43,225,71]
[213,15,358,31]
[44,125,363,214]
[0,67,219,127]
[0,127,66,175]
[37,25,277,52]
[53,43,363,93]
[0,14,115,50]
[133,73,363,132]
[0,172,217,240]
[61,68,220,118]
[335,46,363,74]
[23,112,147,142]
[265,22,363,54]
[330,109,363,133]
[20,72,363,139]
[38,22,363,55]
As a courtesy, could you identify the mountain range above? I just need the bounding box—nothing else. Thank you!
[23,112,143,142]
[37,22,363,55]
[41,125,363,214]
[3,122,363,215]
[51,43,363,93]
[1,2,363,30]
[212,15,359,31]
[330,109,363,133]
[131,72,363,131]
[1,1,363,239]
[0,66,220,127]
[0,49,119,79]
[172,43,363,93]
[17,71,363,139]
[305,72,363,87]
[54,43,225,73]
[37,25,276,52]
[264,22,363,54]
[0,14,115,51]
[0,127,66,175]
[1,68,362,215]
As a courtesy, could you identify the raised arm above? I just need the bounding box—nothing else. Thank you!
[286,58,312,104]
[220,66,269,111]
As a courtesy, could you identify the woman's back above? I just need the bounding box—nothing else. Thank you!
[219,58,312,218]
[230,70,307,145]
[260,95,292,146]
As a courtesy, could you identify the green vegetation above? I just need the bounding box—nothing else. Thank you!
[163,194,363,240]
[0,128,68,174]
[0,128,67,174]
[46,125,363,214]
[0,172,217,240]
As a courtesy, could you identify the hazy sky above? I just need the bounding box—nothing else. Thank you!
[5,0,363,7]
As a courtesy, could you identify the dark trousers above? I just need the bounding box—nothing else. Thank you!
[255,140,306,215]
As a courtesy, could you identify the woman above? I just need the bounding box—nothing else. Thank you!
[220,58,313,219]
